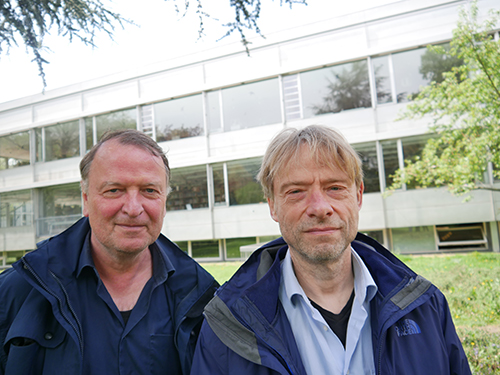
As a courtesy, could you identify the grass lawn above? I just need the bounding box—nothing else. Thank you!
[201,251,500,374]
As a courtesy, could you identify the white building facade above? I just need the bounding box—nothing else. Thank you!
[0,0,499,265]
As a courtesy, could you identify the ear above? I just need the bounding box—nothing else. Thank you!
[356,181,364,210]
[81,182,89,217]
[267,197,279,222]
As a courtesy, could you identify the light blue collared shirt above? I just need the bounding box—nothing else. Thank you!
[279,248,378,375]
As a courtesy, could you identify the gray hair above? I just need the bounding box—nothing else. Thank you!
[257,125,363,199]
[80,129,170,193]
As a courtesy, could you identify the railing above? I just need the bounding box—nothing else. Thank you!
[36,214,83,238]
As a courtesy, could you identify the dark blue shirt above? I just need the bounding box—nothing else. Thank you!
[73,234,176,375]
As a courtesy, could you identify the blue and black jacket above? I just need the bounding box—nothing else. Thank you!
[191,233,471,375]
[0,217,218,375]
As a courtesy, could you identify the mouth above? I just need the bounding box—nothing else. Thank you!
[304,227,339,234]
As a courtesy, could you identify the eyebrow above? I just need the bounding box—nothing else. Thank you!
[278,177,351,193]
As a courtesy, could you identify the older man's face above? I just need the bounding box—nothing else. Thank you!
[268,145,363,264]
[82,139,168,258]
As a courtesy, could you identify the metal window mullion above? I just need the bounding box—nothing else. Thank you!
[92,117,97,146]
[278,74,286,126]
[218,89,224,132]
[376,140,386,192]
[41,127,46,163]
[367,56,378,109]
[397,138,406,190]
[223,163,229,206]
[388,54,397,103]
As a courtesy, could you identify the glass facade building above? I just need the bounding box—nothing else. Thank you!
[0,0,499,265]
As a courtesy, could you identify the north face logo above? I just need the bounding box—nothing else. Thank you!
[394,319,421,337]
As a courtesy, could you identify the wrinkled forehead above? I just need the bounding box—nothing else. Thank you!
[286,143,349,175]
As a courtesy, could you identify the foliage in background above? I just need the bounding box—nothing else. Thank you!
[388,2,500,198]
[0,0,307,87]
[203,252,500,373]
[399,252,500,374]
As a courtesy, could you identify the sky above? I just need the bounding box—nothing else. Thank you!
[0,0,399,104]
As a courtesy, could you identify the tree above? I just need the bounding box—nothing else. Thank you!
[0,0,306,88]
[387,2,500,198]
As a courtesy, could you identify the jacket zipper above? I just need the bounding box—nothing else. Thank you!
[21,258,84,356]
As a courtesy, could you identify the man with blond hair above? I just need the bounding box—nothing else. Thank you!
[191,125,470,375]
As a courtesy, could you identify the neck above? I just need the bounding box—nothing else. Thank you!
[290,248,354,314]
[92,246,153,312]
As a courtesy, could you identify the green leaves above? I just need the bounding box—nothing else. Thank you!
[389,1,500,198]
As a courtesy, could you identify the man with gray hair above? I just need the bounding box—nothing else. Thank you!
[191,125,470,374]
[0,129,218,375]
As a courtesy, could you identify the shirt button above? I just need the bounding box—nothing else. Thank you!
[44,332,53,340]
[323,325,328,332]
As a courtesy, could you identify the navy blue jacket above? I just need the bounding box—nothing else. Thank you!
[191,234,471,375]
[0,217,218,375]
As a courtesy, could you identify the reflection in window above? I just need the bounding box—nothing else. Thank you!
[85,118,94,152]
[419,43,464,84]
[36,121,80,162]
[393,48,431,102]
[192,239,220,258]
[95,108,137,141]
[0,190,32,227]
[174,241,188,253]
[226,237,256,259]
[371,55,393,104]
[0,131,30,170]
[402,134,434,190]
[381,139,399,189]
[391,226,436,253]
[206,91,222,133]
[227,158,265,205]
[221,79,281,131]
[154,95,204,142]
[353,142,380,193]
[38,183,82,238]
[167,165,208,211]
[361,230,384,245]
[301,60,371,118]
[436,223,487,251]
[212,163,226,206]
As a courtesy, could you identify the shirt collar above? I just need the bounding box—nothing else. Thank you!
[77,231,175,285]
[281,246,378,305]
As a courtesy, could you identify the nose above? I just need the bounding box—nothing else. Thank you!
[122,191,144,217]
[305,188,334,219]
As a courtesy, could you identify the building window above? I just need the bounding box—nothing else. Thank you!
[225,237,256,259]
[37,183,82,238]
[167,165,208,211]
[361,230,384,245]
[154,94,204,142]
[401,134,435,190]
[192,239,220,259]
[371,55,393,104]
[436,223,488,251]
[227,158,265,206]
[211,163,226,206]
[220,79,282,131]
[95,108,137,142]
[299,60,372,118]
[35,121,80,162]
[0,131,30,170]
[0,190,32,227]
[353,142,380,193]
[391,226,436,253]
[381,139,399,190]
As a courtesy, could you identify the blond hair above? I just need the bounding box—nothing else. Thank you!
[257,125,363,199]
